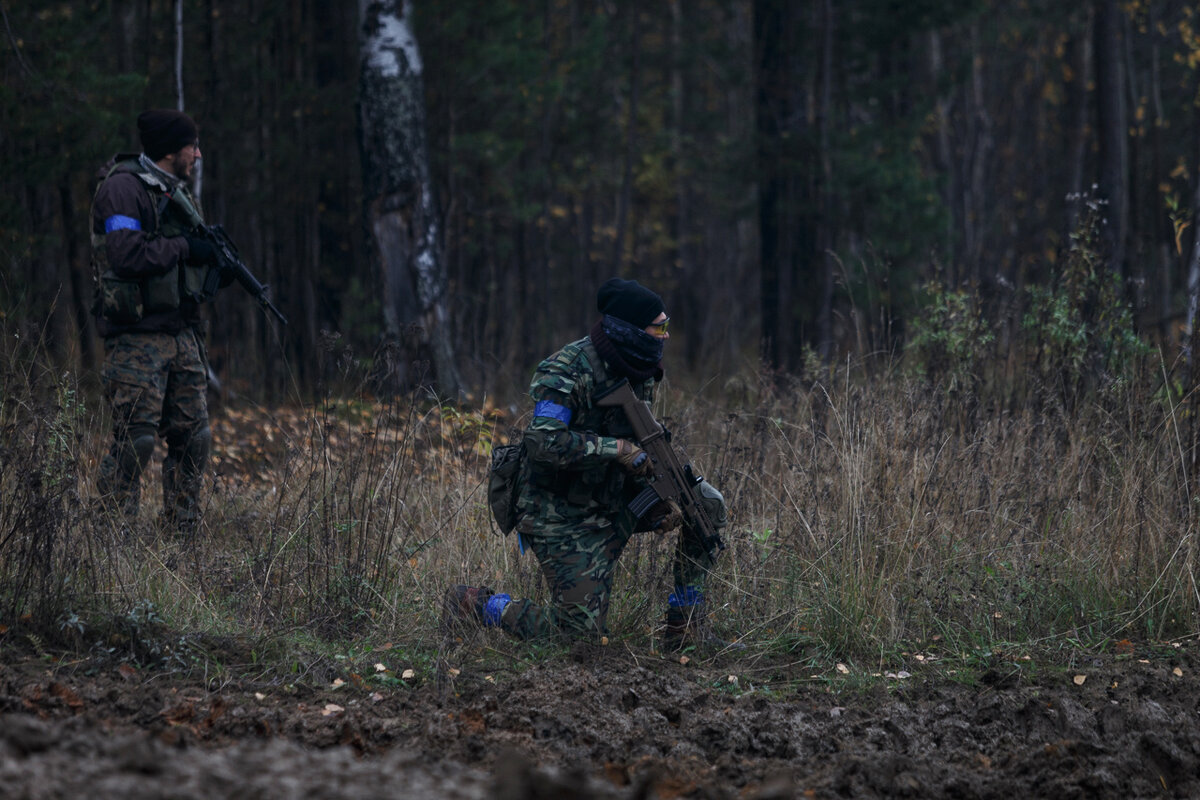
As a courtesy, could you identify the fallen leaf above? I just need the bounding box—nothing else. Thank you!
[374,663,387,672]
[1073,674,1087,686]
[162,701,196,725]
[331,678,345,689]
[370,692,384,703]
[459,708,485,734]
[49,683,83,710]
[679,655,690,665]
[402,669,415,680]
[727,675,738,685]
[600,636,609,646]
[322,703,344,716]
[0,624,8,634]
[116,663,138,681]
[836,663,849,674]
[1115,639,1133,655]
[254,692,266,701]
[1173,667,1184,677]
[484,675,495,683]
[448,667,460,676]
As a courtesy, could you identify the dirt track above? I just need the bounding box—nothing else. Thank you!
[2,643,1199,799]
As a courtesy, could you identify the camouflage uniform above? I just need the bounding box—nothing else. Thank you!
[91,154,212,531]
[494,336,726,640]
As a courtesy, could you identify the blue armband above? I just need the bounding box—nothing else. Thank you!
[534,400,572,425]
[104,215,142,233]
[668,586,704,608]
[484,593,511,627]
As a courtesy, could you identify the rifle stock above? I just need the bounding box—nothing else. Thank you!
[595,380,725,560]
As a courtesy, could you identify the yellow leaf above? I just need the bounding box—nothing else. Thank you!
[679,655,690,665]
[1073,674,1087,686]
[1175,220,1191,255]
[402,669,415,680]
[1173,667,1184,677]
[600,636,609,646]
[836,663,850,674]
[331,678,345,689]
[321,703,344,716]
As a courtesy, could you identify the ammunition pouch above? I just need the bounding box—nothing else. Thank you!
[534,461,626,512]
[97,270,145,325]
[142,264,181,313]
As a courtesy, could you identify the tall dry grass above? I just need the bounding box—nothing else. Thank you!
[2,318,1197,673]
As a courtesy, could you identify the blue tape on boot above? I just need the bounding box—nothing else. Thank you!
[483,593,511,627]
[668,586,703,608]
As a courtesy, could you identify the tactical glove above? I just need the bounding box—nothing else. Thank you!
[650,499,683,532]
[184,235,218,266]
[615,438,653,477]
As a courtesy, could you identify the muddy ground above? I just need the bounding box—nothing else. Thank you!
[2,638,1199,799]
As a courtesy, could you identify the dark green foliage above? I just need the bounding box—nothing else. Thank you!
[1023,196,1152,413]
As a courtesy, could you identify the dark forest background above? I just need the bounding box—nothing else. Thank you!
[4,0,1200,403]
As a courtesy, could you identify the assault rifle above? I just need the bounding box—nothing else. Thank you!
[596,379,725,561]
[198,224,288,325]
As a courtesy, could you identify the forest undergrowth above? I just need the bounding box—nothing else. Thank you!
[3,307,1199,689]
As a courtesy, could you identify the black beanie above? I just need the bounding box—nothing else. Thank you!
[137,109,199,161]
[596,278,665,328]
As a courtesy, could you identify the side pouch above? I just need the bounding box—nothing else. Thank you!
[98,270,144,324]
[488,443,525,534]
[143,264,181,313]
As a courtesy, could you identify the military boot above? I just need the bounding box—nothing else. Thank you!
[442,585,512,638]
[661,590,744,653]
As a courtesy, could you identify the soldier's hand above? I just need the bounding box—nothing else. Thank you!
[650,499,683,532]
[184,235,218,266]
[615,438,653,477]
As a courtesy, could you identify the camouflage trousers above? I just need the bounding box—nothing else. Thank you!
[499,499,718,641]
[96,329,211,531]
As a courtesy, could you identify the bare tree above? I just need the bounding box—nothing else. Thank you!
[358,0,462,398]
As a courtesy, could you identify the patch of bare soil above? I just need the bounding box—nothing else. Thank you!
[2,643,1199,799]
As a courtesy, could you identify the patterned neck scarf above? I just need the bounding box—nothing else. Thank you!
[591,315,664,383]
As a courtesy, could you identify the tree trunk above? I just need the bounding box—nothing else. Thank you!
[1066,10,1093,233]
[1094,0,1127,274]
[612,6,641,273]
[755,0,783,371]
[358,0,462,398]
[816,0,834,364]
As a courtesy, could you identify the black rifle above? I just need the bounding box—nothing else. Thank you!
[595,379,725,561]
[198,224,288,325]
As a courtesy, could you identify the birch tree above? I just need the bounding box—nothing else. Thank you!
[358,0,461,397]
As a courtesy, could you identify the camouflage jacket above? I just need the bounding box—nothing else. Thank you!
[516,336,657,534]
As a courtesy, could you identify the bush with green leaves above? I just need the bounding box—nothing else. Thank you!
[907,282,994,394]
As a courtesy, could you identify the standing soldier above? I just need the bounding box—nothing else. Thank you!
[91,109,227,537]
[447,278,736,650]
